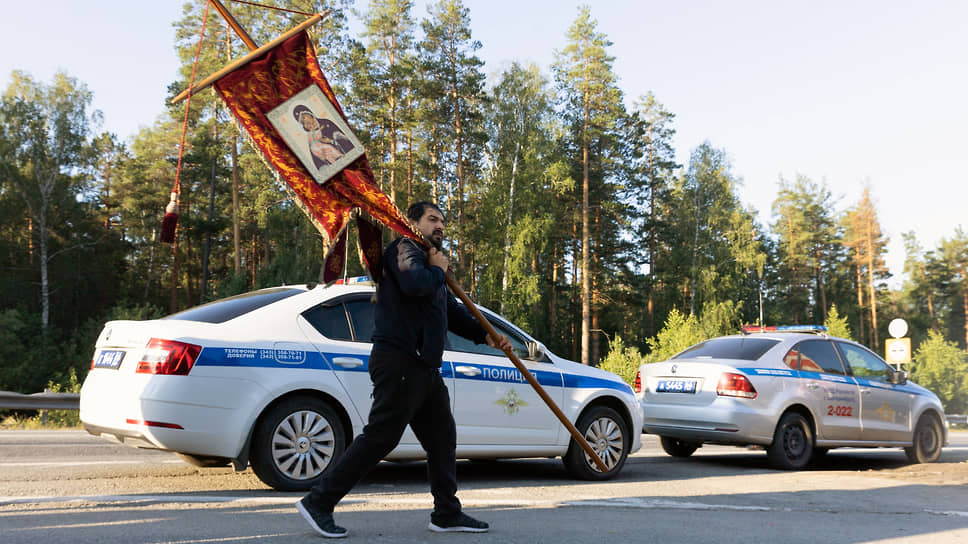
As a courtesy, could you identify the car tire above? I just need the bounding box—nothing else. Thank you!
[904,414,943,464]
[659,436,700,458]
[250,396,346,491]
[767,412,813,470]
[563,406,629,481]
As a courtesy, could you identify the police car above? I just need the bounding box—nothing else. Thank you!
[80,279,642,490]
[635,325,947,469]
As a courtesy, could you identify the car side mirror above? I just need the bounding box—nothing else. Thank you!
[891,370,908,385]
[526,341,548,362]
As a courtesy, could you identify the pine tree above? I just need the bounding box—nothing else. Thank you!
[844,184,890,347]
[417,0,487,275]
[670,143,761,320]
[361,0,416,209]
[625,92,677,337]
[552,5,624,365]
[771,175,842,324]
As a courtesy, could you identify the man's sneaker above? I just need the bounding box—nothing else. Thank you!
[297,497,347,538]
[428,511,489,533]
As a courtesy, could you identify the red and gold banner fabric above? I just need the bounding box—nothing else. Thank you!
[321,224,348,285]
[213,31,419,247]
[356,214,385,283]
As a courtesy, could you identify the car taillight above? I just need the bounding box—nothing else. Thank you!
[634,371,642,393]
[136,338,201,375]
[716,372,757,399]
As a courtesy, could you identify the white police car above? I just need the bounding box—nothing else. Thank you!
[81,279,642,490]
[635,326,947,469]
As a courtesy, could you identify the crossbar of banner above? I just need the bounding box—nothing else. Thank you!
[170,10,330,105]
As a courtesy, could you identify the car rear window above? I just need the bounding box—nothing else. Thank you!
[164,288,304,323]
[672,337,780,361]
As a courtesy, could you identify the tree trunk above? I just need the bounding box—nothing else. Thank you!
[856,261,866,345]
[962,265,968,350]
[201,153,217,303]
[580,93,591,366]
[551,246,559,345]
[647,123,656,337]
[232,135,241,274]
[39,208,50,330]
[816,248,827,322]
[500,143,519,313]
[452,61,465,268]
[170,237,179,314]
[866,218,879,348]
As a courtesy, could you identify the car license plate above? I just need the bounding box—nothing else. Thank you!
[655,379,698,393]
[93,350,126,369]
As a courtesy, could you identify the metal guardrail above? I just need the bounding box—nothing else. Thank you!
[0,391,80,411]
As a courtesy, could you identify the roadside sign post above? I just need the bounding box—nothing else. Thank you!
[886,318,911,371]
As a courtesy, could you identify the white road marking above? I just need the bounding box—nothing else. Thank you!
[0,460,182,467]
[566,497,772,511]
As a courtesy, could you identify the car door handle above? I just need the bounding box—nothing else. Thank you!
[860,388,872,395]
[805,383,819,390]
[455,365,481,376]
[332,357,364,368]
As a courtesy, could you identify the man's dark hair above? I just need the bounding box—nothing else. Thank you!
[406,201,444,223]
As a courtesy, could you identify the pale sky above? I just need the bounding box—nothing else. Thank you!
[2,0,965,288]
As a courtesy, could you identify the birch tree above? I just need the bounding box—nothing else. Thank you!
[0,71,100,329]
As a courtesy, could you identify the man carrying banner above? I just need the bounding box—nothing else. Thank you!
[297,201,512,538]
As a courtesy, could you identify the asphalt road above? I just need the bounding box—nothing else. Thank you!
[1,430,967,543]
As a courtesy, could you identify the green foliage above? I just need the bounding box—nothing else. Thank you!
[824,304,852,340]
[910,330,968,414]
[598,335,644,385]
[643,309,707,363]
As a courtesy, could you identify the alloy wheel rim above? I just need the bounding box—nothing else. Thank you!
[583,417,624,472]
[272,410,336,480]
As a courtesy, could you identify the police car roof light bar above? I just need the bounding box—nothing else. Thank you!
[741,324,827,334]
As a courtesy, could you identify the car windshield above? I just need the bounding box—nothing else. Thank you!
[673,337,780,361]
[164,287,304,323]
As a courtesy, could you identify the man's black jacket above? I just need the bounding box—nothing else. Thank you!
[371,237,487,367]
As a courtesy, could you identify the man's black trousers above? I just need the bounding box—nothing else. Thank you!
[307,348,462,516]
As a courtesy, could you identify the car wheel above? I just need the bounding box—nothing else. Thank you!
[659,436,700,458]
[563,406,629,480]
[767,412,813,470]
[250,396,346,491]
[904,414,943,464]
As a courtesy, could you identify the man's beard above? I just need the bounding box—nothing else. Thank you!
[428,229,444,250]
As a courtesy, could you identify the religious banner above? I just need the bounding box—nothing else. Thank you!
[213,31,419,251]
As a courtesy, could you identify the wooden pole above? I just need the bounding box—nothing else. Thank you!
[170,11,329,105]
[443,272,610,473]
[210,0,259,51]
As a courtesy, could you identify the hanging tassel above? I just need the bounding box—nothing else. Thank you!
[160,192,179,244]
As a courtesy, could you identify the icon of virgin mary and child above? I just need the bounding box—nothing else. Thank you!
[292,104,356,169]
